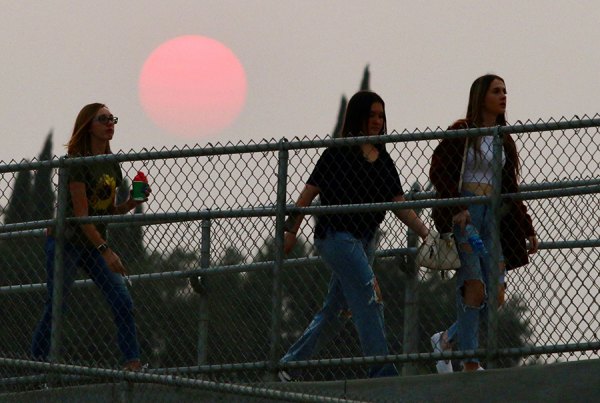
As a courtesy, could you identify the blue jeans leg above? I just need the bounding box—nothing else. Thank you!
[31,238,140,363]
[31,237,78,360]
[281,274,347,365]
[316,231,397,378]
[450,191,505,365]
[80,248,140,362]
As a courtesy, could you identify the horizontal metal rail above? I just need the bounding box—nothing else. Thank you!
[2,182,598,235]
[2,235,598,296]
[2,118,599,173]
[145,341,600,375]
[0,358,366,403]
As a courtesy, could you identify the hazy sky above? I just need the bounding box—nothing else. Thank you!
[2,0,599,163]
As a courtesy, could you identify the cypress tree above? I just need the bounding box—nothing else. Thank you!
[332,64,370,138]
[31,131,55,221]
[332,96,347,138]
[359,64,370,91]
[4,168,32,225]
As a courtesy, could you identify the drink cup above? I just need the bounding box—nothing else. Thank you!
[132,181,147,201]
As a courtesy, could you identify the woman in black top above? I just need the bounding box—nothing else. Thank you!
[279,91,430,380]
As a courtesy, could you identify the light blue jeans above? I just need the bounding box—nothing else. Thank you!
[281,230,398,378]
[31,237,140,364]
[446,191,505,365]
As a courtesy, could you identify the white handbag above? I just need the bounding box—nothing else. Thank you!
[417,139,469,271]
[416,230,460,270]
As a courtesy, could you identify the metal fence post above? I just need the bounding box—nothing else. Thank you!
[196,217,211,367]
[269,139,289,380]
[487,126,503,369]
[402,182,421,376]
[49,159,68,370]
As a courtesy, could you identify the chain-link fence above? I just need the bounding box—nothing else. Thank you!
[0,116,599,399]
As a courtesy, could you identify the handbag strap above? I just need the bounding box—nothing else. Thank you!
[457,138,469,193]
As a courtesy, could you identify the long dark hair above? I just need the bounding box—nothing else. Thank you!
[466,74,507,127]
[340,90,386,138]
[465,74,520,178]
[66,103,112,156]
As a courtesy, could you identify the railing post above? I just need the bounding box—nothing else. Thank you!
[269,138,289,380]
[487,126,503,368]
[402,182,421,375]
[196,216,211,367]
[49,159,68,374]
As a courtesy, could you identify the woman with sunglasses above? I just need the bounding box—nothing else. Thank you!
[32,103,149,371]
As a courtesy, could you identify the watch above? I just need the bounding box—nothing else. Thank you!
[97,243,109,253]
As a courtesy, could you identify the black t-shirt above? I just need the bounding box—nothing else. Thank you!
[65,159,123,245]
[307,146,404,240]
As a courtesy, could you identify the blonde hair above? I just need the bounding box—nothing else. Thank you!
[66,103,112,156]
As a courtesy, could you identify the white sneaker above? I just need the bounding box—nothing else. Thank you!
[431,331,453,374]
[277,370,296,382]
[462,364,485,372]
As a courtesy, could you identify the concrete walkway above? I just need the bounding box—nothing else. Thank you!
[1,359,598,402]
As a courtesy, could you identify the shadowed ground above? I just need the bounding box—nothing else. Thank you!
[1,358,598,402]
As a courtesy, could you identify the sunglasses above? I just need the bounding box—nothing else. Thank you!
[94,114,119,125]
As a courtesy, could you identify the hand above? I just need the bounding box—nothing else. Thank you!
[528,235,539,255]
[283,231,297,255]
[421,229,435,244]
[452,210,471,232]
[102,248,127,275]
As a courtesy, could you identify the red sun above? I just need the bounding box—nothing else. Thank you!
[139,35,247,139]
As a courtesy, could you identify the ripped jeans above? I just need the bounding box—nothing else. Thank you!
[446,190,505,365]
[280,230,397,378]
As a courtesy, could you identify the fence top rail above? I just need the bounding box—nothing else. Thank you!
[2,179,599,234]
[1,116,599,173]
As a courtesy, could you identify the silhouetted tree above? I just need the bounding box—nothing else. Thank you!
[31,131,55,221]
[0,133,56,377]
[4,169,32,225]
[332,64,370,138]
[359,64,370,91]
[332,96,347,139]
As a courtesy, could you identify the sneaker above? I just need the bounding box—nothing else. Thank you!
[431,331,453,374]
[462,363,485,372]
[277,370,296,382]
[122,359,144,372]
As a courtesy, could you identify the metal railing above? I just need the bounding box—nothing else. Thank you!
[0,116,598,396]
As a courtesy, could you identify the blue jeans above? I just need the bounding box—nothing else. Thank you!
[446,191,505,364]
[31,237,140,363]
[281,230,398,378]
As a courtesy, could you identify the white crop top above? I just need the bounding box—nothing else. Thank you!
[462,136,505,185]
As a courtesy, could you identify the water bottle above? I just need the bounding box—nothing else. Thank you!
[462,224,488,256]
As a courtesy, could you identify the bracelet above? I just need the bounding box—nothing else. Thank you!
[97,243,109,253]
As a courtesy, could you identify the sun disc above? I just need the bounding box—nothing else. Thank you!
[139,35,247,139]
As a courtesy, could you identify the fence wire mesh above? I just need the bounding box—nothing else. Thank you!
[0,116,598,398]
